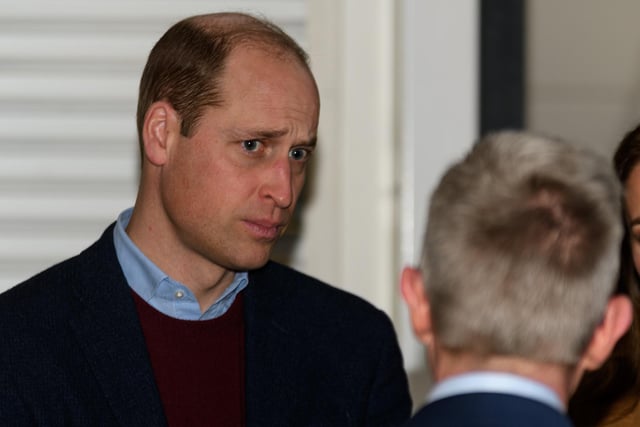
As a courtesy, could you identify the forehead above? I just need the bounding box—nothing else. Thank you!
[214,44,319,128]
[222,45,317,99]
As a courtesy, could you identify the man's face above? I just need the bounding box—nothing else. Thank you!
[160,46,319,272]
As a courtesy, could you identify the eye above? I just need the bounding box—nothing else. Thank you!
[289,147,310,161]
[241,140,262,152]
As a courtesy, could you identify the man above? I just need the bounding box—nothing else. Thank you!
[400,131,632,426]
[0,13,411,426]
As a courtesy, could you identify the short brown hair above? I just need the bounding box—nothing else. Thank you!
[136,12,312,146]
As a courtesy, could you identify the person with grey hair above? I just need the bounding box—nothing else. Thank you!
[0,12,411,426]
[400,131,632,426]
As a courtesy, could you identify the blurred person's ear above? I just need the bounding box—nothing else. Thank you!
[571,295,633,392]
[400,267,434,347]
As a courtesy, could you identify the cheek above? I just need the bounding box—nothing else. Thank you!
[292,172,306,196]
[293,174,304,201]
[164,150,220,213]
[632,242,640,274]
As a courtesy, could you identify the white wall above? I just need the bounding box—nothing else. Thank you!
[394,0,478,404]
[305,0,478,407]
[527,0,640,157]
[302,0,398,314]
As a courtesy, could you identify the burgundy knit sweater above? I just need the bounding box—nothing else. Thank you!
[132,291,246,427]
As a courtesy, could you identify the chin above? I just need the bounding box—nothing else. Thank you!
[228,252,271,272]
[215,240,275,272]
[244,259,270,271]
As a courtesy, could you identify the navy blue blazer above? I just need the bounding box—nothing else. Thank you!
[0,224,411,426]
[405,392,572,427]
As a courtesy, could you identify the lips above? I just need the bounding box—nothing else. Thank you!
[243,219,285,240]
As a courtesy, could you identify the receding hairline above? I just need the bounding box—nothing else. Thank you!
[181,12,310,64]
[186,12,272,29]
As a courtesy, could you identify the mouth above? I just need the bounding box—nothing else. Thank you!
[242,220,285,241]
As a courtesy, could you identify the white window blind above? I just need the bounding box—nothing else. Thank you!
[0,0,307,292]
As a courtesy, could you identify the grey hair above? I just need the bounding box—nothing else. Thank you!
[421,131,623,364]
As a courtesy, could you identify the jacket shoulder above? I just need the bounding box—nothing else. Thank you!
[249,260,390,323]
[0,223,121,319]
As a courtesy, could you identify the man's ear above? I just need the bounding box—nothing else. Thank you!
[400,266,434,347]
[579,295,633,372]
[142,101,180,166]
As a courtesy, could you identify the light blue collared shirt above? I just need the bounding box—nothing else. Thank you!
[427,371,565,413]
[113,208,248,320]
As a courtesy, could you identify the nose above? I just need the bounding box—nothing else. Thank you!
[260,157,294,209]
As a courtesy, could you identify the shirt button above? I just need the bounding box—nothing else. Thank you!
[175,290,184,299]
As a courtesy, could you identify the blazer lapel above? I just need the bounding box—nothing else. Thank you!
[68,225,167,427]
[244,263,312,425]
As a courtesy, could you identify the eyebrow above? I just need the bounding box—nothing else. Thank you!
[241,129,317,146]
[629,217,640,227]
[303,136,318,147]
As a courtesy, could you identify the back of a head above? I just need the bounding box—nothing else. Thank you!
[423,131,622,365]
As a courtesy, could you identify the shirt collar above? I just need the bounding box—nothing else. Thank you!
[113,207,248,320]
[427,371,565,413]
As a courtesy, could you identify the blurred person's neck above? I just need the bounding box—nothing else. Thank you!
[431,347,576,407]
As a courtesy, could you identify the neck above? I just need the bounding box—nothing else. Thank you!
[126,193,236,312]
[432,349,576,406]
